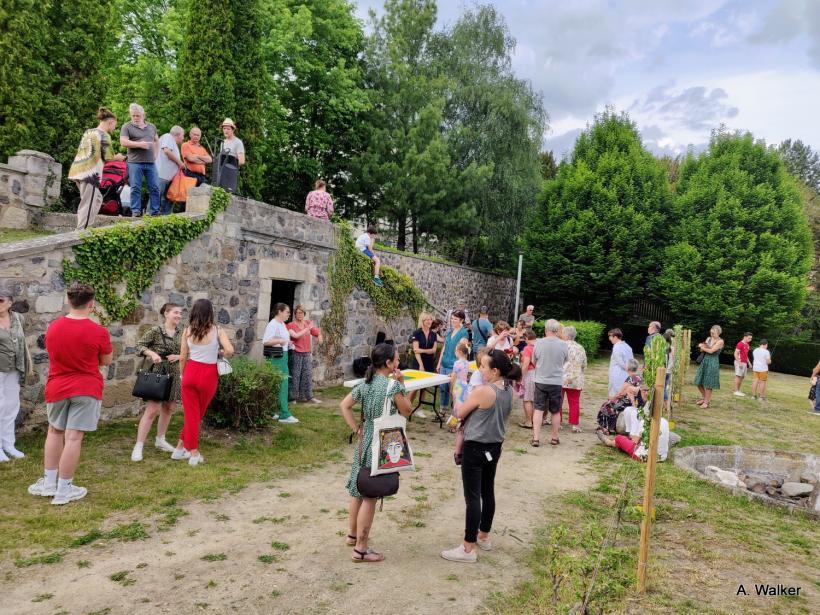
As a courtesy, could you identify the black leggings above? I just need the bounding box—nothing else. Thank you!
[461,440,502,543]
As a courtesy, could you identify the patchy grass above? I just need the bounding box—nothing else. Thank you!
[2,387,349,560]
[258,554,280,564]
[492,362,820,614]
[200,553,227,562]
[270,541,290,551]
[0,227,53,244]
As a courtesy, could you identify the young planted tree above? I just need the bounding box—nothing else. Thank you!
[521,109,670,321]
[656,131,813,336]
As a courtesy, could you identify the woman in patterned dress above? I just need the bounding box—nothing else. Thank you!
[694,325,724,409]
[561,325,588,433]
[339,343,412,563]
[131,303,183,461]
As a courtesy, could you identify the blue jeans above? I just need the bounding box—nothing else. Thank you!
[814,380,820,412]
[158,178,173,215]
[128,162,160,215]
[439,365,454,409]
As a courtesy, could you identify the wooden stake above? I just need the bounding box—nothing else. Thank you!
[637,366,665,594]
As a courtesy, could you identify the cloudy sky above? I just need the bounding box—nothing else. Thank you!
[355,0,820,158]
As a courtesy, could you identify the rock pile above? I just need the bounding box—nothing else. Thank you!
[703,465,820,512]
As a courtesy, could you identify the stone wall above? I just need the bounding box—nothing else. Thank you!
[0,185,516,429]
[0,150,62,228]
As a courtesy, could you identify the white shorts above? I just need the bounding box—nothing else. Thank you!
[734,361,748,377]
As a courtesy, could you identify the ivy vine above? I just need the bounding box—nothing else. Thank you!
[322,222,427,364]
[62,188,231,322]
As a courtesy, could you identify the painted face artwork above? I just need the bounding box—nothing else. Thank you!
[378,428,412,469]
[386,440,402,463]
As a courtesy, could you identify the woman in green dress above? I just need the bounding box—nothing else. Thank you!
[340,343,412,563]
[694,325,724,409]
[131,303,183,461]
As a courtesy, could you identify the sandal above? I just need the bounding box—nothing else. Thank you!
[518,422,533,429]
[345,534,357,546]
[550,438,560,446]
[531,439,540,447]
[700,403,709,409]
[352,547,384,563]
[571,426,582,433]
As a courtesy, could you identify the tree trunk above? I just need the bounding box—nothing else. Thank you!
[412,212,418,253]
[396,210,407,251]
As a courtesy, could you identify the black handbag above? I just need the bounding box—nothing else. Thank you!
[695,352,705,364]
[263,345,284,359]
[354,393,399,499]
[132,360,173,401]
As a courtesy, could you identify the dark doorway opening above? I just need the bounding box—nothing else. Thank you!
[269,280,300,321]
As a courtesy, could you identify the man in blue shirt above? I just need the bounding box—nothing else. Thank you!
[472,306,493,351]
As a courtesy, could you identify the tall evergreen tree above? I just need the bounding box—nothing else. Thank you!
[177,0,270,198]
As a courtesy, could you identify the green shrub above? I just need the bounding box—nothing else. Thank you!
[532,319,606,359]
[208,357,284,430]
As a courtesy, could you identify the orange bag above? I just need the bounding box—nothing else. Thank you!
[166,170,197,203]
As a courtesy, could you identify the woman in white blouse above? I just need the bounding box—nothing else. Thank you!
[263,303,299,424]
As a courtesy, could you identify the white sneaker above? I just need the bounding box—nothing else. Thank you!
[272,414,280,421]
[733,391,745,397]
[188,454,204,466]
[171,448,191,460]
[415,410,427,419]
[279,416,300,424]
[310,398,322,404]
[0,449,8,462]
[131,443,144,462]
[441,544,477,563]
[476,538,493,551]
[3,446,24,459]
[52,484,88,505]
[28,477,57,497]
[154,438,176,453]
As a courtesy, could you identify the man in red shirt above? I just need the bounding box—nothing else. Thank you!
[733,332,753,397]
[28,284,113,505]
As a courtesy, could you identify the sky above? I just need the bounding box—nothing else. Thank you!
[354,0,820,158]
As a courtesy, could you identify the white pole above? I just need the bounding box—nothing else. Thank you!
[513,252,523,322]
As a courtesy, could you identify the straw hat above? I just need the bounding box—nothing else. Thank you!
[221,118,237,129]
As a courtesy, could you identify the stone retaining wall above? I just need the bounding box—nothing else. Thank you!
[1,185,516,429]
[0,150,62,228]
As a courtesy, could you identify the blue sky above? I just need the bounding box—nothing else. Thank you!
[355,0,820,157]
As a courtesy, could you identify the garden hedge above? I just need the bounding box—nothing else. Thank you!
[531,319,606,359]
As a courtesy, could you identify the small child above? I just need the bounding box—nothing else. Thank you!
[468,347,489,393]
[450,341,471,465]
[751,339,772,400]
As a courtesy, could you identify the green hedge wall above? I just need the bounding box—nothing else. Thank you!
[532,319,606,359]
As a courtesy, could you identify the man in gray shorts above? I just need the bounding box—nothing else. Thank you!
[532,319,568,447]
[28,284,112,505]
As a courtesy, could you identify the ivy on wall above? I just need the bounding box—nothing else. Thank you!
[62,188,231,322]
[322,222,427,364]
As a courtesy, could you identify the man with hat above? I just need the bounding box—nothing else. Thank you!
[216,118,245,193]
[219,118,245,166]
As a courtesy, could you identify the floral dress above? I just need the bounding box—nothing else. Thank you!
[694,338,722,390]
[563,341,588,390]
[451,358,470,416]
[347,375,406,497]
[136,325,182,403]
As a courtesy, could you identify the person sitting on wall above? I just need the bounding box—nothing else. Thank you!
[354,227,383,287]
[305,179,334,220]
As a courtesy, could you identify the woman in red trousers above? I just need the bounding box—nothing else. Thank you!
[561,325,587,432]
[172,299,233,466]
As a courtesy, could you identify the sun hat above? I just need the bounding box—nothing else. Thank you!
[221,118,237,129]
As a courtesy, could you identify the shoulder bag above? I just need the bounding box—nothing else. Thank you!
[133,359,173,401]
[356,382,401,499]
[215,327,233,376]
[369,379,415,475]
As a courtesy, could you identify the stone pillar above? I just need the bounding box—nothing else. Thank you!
[186,184,212,215]
[0,150,62,228]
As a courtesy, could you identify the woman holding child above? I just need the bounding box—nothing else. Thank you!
[339,343,412,563]
[693,325,724,409]
[441,350,521,563]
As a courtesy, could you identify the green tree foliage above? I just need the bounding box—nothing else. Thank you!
[176,0,270,198]
[656,131,813,336]
[521,109,670,321]
[260,0,369,210]
[776,138,820,191]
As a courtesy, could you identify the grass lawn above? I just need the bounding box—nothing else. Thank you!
[0,227,53,244]
[1,386,351,564]
[493,362,820,615]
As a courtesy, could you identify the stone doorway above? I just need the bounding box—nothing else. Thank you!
[269,279,300,321]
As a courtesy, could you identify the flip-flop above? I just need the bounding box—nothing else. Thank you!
[345,534,357,546]
[352,547,384,563]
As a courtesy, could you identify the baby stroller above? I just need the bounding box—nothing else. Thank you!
[98,160,129,216]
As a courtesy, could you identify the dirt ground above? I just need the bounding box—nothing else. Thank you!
[1,402,598,615]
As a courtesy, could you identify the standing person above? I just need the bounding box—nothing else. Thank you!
[531,320,568,447]
[219,118,245,166]
[733,332,753,397]
[131,303,183,462]
[486,322,514,354]
[119,103,160,217]
[156,125,185,215]
[810,359,820,415]
[305,179,334,220]
[607,329,633,397]
[693,325,724,409]
[27,284,113,504]
[751,339,772,401]
[173,299,234,465]
[437,311,469,414]
[518,305,536,329]
[354,228,383,287]
[562,325,588,433]
[0,289,31,461]
[69,107,126,230]
[518,329,537,429]
[181,126,212,186]
[409,311,438,416]
[263,303,298,424]
[446,301,471,333]
[339,343,412,562]
[471,306,492,352]
[440,350,522,563]
[286,305,323,404]
[644,321,662,351]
